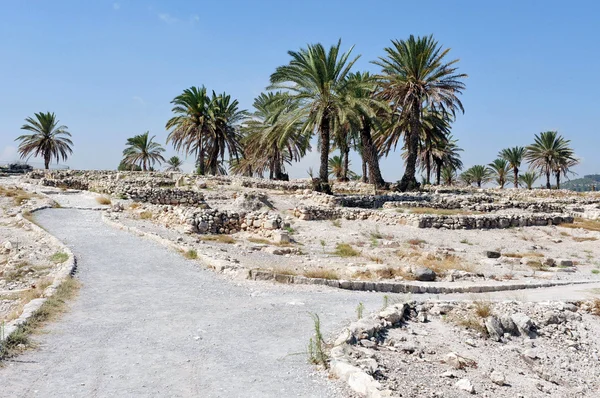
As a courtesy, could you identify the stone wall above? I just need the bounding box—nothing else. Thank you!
[293,205,574,229]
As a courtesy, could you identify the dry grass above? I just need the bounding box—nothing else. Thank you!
[407,238,427,246]
[473,300,493,318]
[3,261,32,282]
[0,186,34,206]
[591,298,600,316]
[368,256,384,264]
[560,218,600,232]
[502,252,544,259]
[200,235,236,244]
[247,237,270,245]
[303,269,339,280]
[95,196,111,205]
[277,268,298,276]
[129,202,141,209]
[333,243,360,257]
[572,236,598,242]
[139,211,153,220]
[1,277,80,360]
[405,251,475,275]
[526,260,548,271]
[4,278,53,322]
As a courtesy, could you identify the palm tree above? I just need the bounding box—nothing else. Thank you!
[488,158,510,188]
[519,172,538,190]
[525,131,577,189]
[122,132,165,171]
[328,155,344,180]
[432,134,463,185]
[343,71,387,187]
[15,112,73,169]
[373,35,467,191]
[463,165,493,188]
[499,146,525,188]
[166,86,213,175]
[165,156,183,172]
[269,40,360,194]
[235,92,309,179]
[441,166,457,186]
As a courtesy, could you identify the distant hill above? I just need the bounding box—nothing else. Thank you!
[562,174,600,191]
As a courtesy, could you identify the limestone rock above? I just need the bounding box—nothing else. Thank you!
[414,267,436,282]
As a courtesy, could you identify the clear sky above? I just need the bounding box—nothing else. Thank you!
[1,0,599,180]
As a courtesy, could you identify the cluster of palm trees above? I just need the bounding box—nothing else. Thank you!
[458,131,578,189]
[11,36,579,192]
[155,35,466,193]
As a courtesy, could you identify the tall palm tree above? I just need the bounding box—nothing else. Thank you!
[342,71,387,187]
[519,172,538,190]
[462,165,493,188]
[525,131,577,189]
[373,35,467,191]
[122,132,165,171]
[488,158,510,188]
[235,92,309,179]
[269,40,360,194]
[205,91,246,175]
[166,86,213,175]
[165,156,183,172]
[15,112,73,169]
[499,146,525,188]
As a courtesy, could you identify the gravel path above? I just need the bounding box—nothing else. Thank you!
[0,208,384,398]
[2,192,599,398]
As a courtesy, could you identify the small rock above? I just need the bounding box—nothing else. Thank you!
[485,251,501,259]
[490,370,506,386]
[559,260,574,267]
[455,378,475,394]
[485,316,504,342]
[414,267,436,282]
[360,339,377,349]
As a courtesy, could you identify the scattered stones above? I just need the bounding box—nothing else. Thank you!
[485,250,501,258]
[455,378,475,394]
[490,370,506,386]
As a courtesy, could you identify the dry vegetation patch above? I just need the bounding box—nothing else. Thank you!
[560,218,600,232]
[95,196,111,205]
[200,235,236,244]
[303,269,339,280]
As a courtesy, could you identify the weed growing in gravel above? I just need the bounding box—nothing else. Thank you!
[331,219,342,228]
[407,238,426,246]
[129,202,141,209]
[200,235,236,244]
[573,236,598,242]
[320,240,326,252]
[503,252,544,259]
[49,252,69,264]
[307,313,328,368]
[96,196,111,205]
[284,226,296,235]
[473,300,493,318]
[356,302,364,319]
[0,277,80,360]
[247,237,270,245]
[303,269,339,280]
[333,243,359,257]
[368,256,384,264]
[184,249,198,259]
[460,239,473,245]
[592,269,599,275]
[139,211,153,220]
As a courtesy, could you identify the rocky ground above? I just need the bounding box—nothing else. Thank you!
[338,299,600,397]
[0,179,66,322]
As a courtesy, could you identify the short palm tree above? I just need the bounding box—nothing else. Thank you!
[122,132,165,171]
[328,155,344,180]
[432,134,463,185]
[499,146,525,188]
[373,35,467,191]
[269,40,360,194]
[235,92,309,179]
[488,158,510,188]
[463,165,493,188]
[15,112,73,169]
[525,131,577,189]
[441,166,457,186]
[519,172,538,190]
[165,156,183,172]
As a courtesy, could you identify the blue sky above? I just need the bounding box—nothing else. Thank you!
[1,0,599,180]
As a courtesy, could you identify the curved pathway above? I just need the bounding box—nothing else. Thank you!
[2,196,600,397]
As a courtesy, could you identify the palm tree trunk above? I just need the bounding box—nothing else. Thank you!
[477,180,482,188]
[197,136,205,175]
[44,153,50,170]
[398,106,420,191]
[425,156,431,185]
[435,160,442,185]
[546,170,551,189]
[556,171,561,190]
[361,156,368,183]
[341,145,350,182]
[514,167,519,188]
[360,125,385,188]
[317,118,332,194]
[273,150,284,180]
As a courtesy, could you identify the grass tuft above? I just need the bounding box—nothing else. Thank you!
[49,252,69,264]
[200,235,236,244]
[96,196,111,205]
[183,249,198,259]
[333,243,359,257]
[139,211,153,220]
[307,313,328,367]
[560,218,600,232]
[303,269,339,280]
